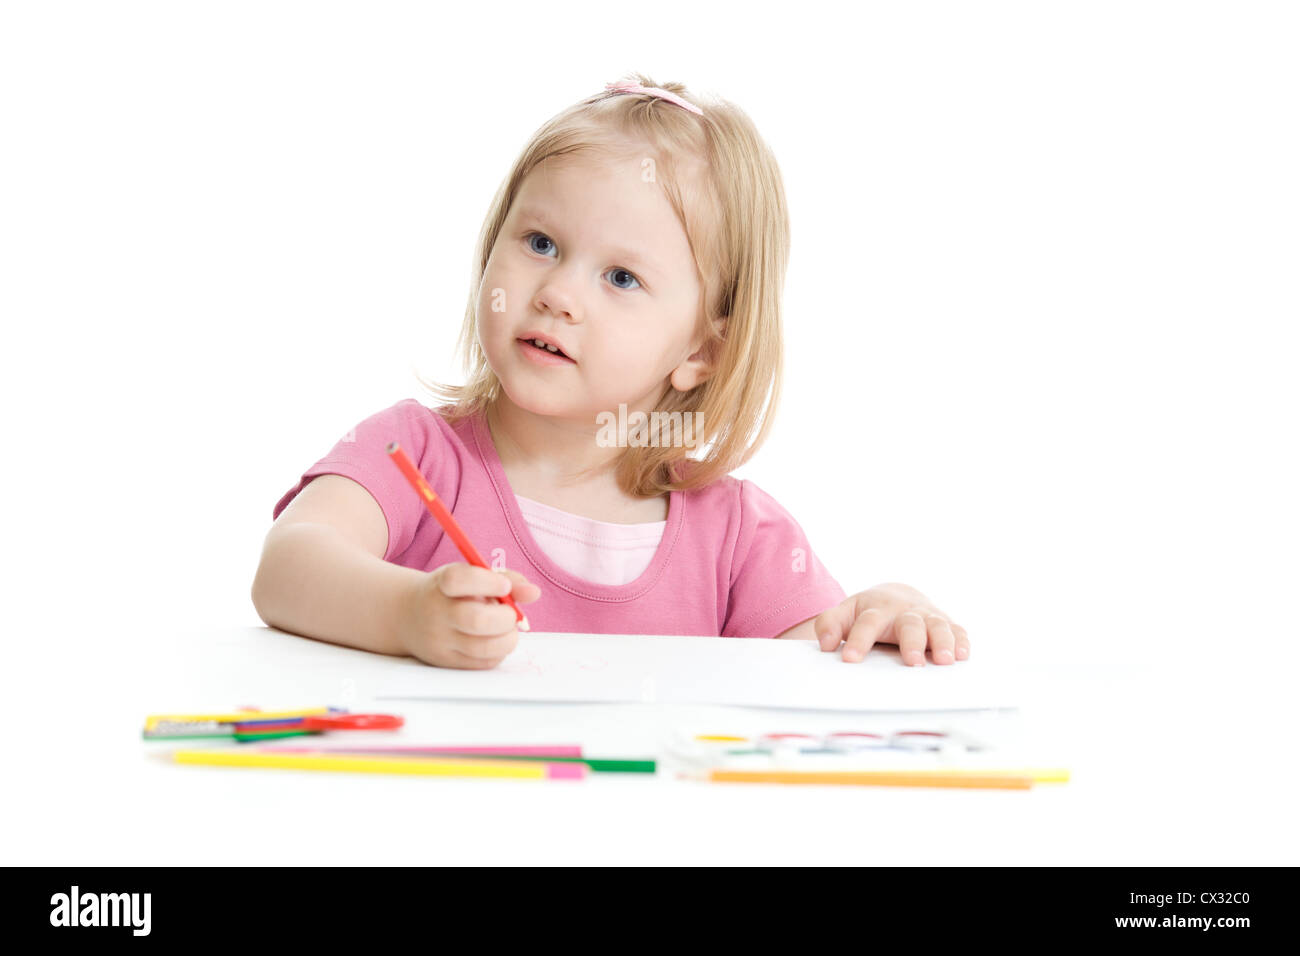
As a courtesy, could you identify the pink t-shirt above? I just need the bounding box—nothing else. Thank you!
[271,400,848,638]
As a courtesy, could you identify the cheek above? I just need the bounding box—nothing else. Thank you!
[479,250,518,305]
[591,330,673,385]
[476,269,516,335]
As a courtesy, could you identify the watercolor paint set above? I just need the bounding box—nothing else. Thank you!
[663,715,1070,788]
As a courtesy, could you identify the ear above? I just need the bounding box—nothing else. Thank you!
[670,316,728,393]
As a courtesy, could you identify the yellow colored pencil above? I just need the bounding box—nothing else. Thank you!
[145,708,332,730]
[172,749,586,780]
[705,768,1036,789]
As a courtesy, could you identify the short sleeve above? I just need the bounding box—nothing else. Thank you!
[721,479,848,638]
[270,399,447,563]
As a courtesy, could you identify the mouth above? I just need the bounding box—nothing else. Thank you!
[516,336,576,363]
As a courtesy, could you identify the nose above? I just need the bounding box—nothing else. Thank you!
[533,267,583,323]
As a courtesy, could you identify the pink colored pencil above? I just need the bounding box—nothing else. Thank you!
[259,745,582,757]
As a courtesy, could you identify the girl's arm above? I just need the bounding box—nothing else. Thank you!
[775,617,820,640]
[251,474,424,656]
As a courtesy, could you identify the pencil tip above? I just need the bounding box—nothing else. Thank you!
[520,618,531,632]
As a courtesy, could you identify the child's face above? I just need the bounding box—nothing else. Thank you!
[477,148,713,423]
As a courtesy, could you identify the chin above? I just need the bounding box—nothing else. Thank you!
[497,378,585,419]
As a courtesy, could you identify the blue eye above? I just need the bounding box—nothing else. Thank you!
[527,233,556,256]
[527,232,640,290]
[606,268,641,291]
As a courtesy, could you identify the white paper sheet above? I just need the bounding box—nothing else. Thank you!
[375,633,1017,712]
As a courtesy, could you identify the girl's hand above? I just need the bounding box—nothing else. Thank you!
[395,563,541,669]
[813,582,969,666]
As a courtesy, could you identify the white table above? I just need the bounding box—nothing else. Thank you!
[12,625,1295,865]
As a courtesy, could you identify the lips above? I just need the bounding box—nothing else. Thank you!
[516,332,574,361]
[516,338,576,367]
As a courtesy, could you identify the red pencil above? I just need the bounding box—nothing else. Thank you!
[386,441,530,631]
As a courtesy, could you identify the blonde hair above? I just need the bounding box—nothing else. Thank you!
[418,72,789,497]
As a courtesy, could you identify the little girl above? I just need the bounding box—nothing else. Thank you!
[252,74,970,671]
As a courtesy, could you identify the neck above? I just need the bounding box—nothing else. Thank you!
[486,395,627,486]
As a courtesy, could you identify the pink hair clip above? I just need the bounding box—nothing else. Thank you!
[604,81,704,116]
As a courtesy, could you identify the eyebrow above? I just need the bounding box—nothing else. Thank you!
[514,206,663,278]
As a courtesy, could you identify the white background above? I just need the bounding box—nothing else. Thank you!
[2,1,1297,864]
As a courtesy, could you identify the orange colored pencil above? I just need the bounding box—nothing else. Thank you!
[705,769,1034,789]
[386,441,530,631]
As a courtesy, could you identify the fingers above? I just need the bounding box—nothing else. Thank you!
[424,599,519,670]
[401,564,540,671]
[925,614,957,665]
[435,563,515,599]
[814,598,860,652]
[916,615,970,665]
[436,564,538,600]
[497,568,542,603]
[842,606,890,662]
[838,606,970,666]
[894,611,929,666]
[446,632,520,669]
[952,622,971,660]
[448,594,520,638]
[436,563,541,603]
[441,586,522,668]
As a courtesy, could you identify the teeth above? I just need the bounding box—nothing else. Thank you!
[533,338,560,354]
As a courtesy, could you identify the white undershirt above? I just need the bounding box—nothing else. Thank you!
[515,494,667,586]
